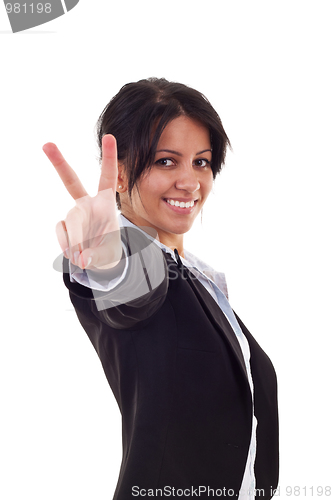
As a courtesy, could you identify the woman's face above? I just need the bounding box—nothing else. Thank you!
[120,115,214,249]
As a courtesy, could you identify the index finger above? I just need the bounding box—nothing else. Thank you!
[43,142,88,200]
[98,134,118,193]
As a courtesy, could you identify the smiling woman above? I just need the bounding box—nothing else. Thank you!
[119,116,214,252]
[43,77,279,500]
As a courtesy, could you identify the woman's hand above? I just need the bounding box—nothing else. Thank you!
[43,135,122,270]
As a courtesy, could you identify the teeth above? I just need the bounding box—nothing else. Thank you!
[166,199,195,208]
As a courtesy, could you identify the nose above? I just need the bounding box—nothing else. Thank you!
[175,163,200,193]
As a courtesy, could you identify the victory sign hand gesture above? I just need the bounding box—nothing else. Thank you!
[43,135,122,270]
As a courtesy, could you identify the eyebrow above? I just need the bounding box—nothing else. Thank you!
[155,149,212,156]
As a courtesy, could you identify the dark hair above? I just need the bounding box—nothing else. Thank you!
[96,77,231,209]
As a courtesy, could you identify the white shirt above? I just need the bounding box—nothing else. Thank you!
[70,214,257,499]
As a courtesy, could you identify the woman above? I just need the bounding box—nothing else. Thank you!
[44,78,278,499]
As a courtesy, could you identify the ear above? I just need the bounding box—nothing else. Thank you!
[117,162,128,193]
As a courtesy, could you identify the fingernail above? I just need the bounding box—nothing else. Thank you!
[86,257,92,268]
[74,251,80,265]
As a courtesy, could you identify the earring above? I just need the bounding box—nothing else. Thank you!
[118,185,122,189]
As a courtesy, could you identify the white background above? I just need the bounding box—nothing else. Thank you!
[1,1,332,499]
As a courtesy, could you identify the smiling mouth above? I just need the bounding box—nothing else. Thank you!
[164,198,197,208]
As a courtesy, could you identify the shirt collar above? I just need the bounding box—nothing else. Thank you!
[119,214,228,299]
[119,214,178,261]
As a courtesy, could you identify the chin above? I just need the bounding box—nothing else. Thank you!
[167,222,194,235]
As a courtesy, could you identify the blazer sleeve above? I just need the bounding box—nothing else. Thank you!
[63,226,169,330]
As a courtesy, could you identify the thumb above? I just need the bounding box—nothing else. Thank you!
[80,240,122,270]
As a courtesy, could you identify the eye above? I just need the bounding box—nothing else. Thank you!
[155,158,175,167]
[194,158,211,168]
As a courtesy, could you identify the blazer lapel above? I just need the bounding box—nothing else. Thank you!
[185,267,250,385]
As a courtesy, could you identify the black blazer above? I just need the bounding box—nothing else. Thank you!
[63,227,279,499]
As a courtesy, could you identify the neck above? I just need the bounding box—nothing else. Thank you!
[121,213,185,258]
[158,232,184,258]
